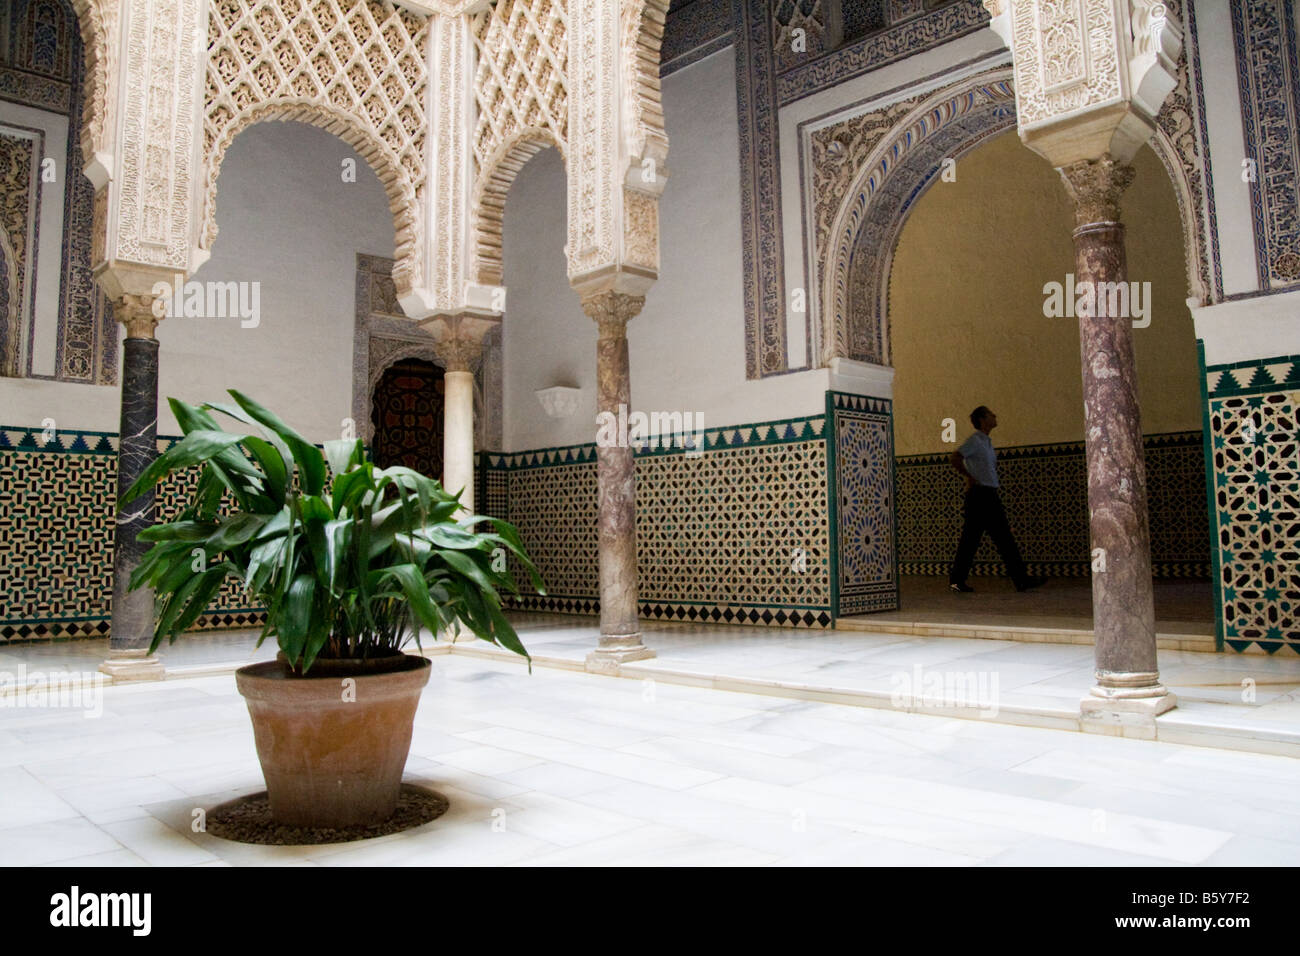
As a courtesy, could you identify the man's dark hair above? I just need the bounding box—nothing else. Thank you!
[970,406,991,428]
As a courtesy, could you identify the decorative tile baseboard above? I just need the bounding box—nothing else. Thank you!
[896,431,1210,580]
[482,411,834,627]
[0,427,263,643]
[827,392,899,615]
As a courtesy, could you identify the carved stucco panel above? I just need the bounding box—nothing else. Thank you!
[113,0,203,271]
[427,11,470,311]
[567,0,618,280]
[622,187,658,271]
[1010,0,1123,126]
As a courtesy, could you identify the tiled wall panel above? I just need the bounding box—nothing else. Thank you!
[482,415,834,627]
[1206,355,1300,653]
[896,432,1210,580]
[0,427,262,641]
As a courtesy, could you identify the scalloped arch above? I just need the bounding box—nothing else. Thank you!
[470,127,566,287]
[200,100,419,300]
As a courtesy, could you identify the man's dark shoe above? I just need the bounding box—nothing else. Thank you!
[949,582,975,593]
[1015,576,1047,592]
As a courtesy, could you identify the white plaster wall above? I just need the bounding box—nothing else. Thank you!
[1195,288,1300,366]
[157,121,395,441]
[502,46,833,453]
[0,121,396,439]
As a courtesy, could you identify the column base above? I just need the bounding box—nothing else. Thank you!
[98,648,165,682]
[1080,683,1177,739]
[585,636,655,675]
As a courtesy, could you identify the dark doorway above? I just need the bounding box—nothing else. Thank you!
[370,358,445,478]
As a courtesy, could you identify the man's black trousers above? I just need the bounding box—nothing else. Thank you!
[949,485,1029,588]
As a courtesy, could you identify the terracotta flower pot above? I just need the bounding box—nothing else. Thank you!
[234,654,432,828]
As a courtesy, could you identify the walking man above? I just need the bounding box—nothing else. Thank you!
[949,406,1045,593]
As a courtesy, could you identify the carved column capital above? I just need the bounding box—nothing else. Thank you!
[422,312,498,372]
[113,294,161,339]
[433,335,483,373]
[1058,154,1136,228]
[581,291,645,340]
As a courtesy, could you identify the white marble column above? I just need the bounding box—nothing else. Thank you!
[437,339,479,511]
[425,313,497,512]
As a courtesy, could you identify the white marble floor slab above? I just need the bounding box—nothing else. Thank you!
[1,653,1295,865]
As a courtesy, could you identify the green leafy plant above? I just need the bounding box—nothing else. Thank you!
[119,390,543,673]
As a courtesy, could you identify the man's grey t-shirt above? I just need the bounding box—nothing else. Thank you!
[958,431,998,488]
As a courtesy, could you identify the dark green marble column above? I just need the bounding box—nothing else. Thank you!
[102,296,164,680]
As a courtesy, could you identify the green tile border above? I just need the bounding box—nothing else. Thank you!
[1198,339,1225,651]
[897,430,1205,466]
[825,393,841,619]
[1205,353,1300,397]
[482,411,829,472]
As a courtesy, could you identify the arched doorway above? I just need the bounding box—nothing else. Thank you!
[879,129,1212,633]
[370,358,445,478]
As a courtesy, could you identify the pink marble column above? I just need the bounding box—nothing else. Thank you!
[582,291,654,672]
[1059,155,1174,725]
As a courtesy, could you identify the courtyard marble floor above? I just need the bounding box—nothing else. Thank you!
[3,651,1299,866]
[5,612,1300,756]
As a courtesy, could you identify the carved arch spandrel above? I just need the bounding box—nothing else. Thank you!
[820,70,1018,365]
[617,0,671,277]
[67,0,113,183]
[820,61,1213,367]
[622,0,669,173]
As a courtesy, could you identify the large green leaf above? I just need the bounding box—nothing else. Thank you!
[228,390,326,496]
[419,524,483,550]
[203,399,294,486]
[138,520,218,543]
[373,563,445,639]
[120,430,248,506]
[206,513,269,551]
[278,573,316,666]
[324,438,364,480]
[437,548,499,597]
[167,398,268,509]
[241,435,289,504]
